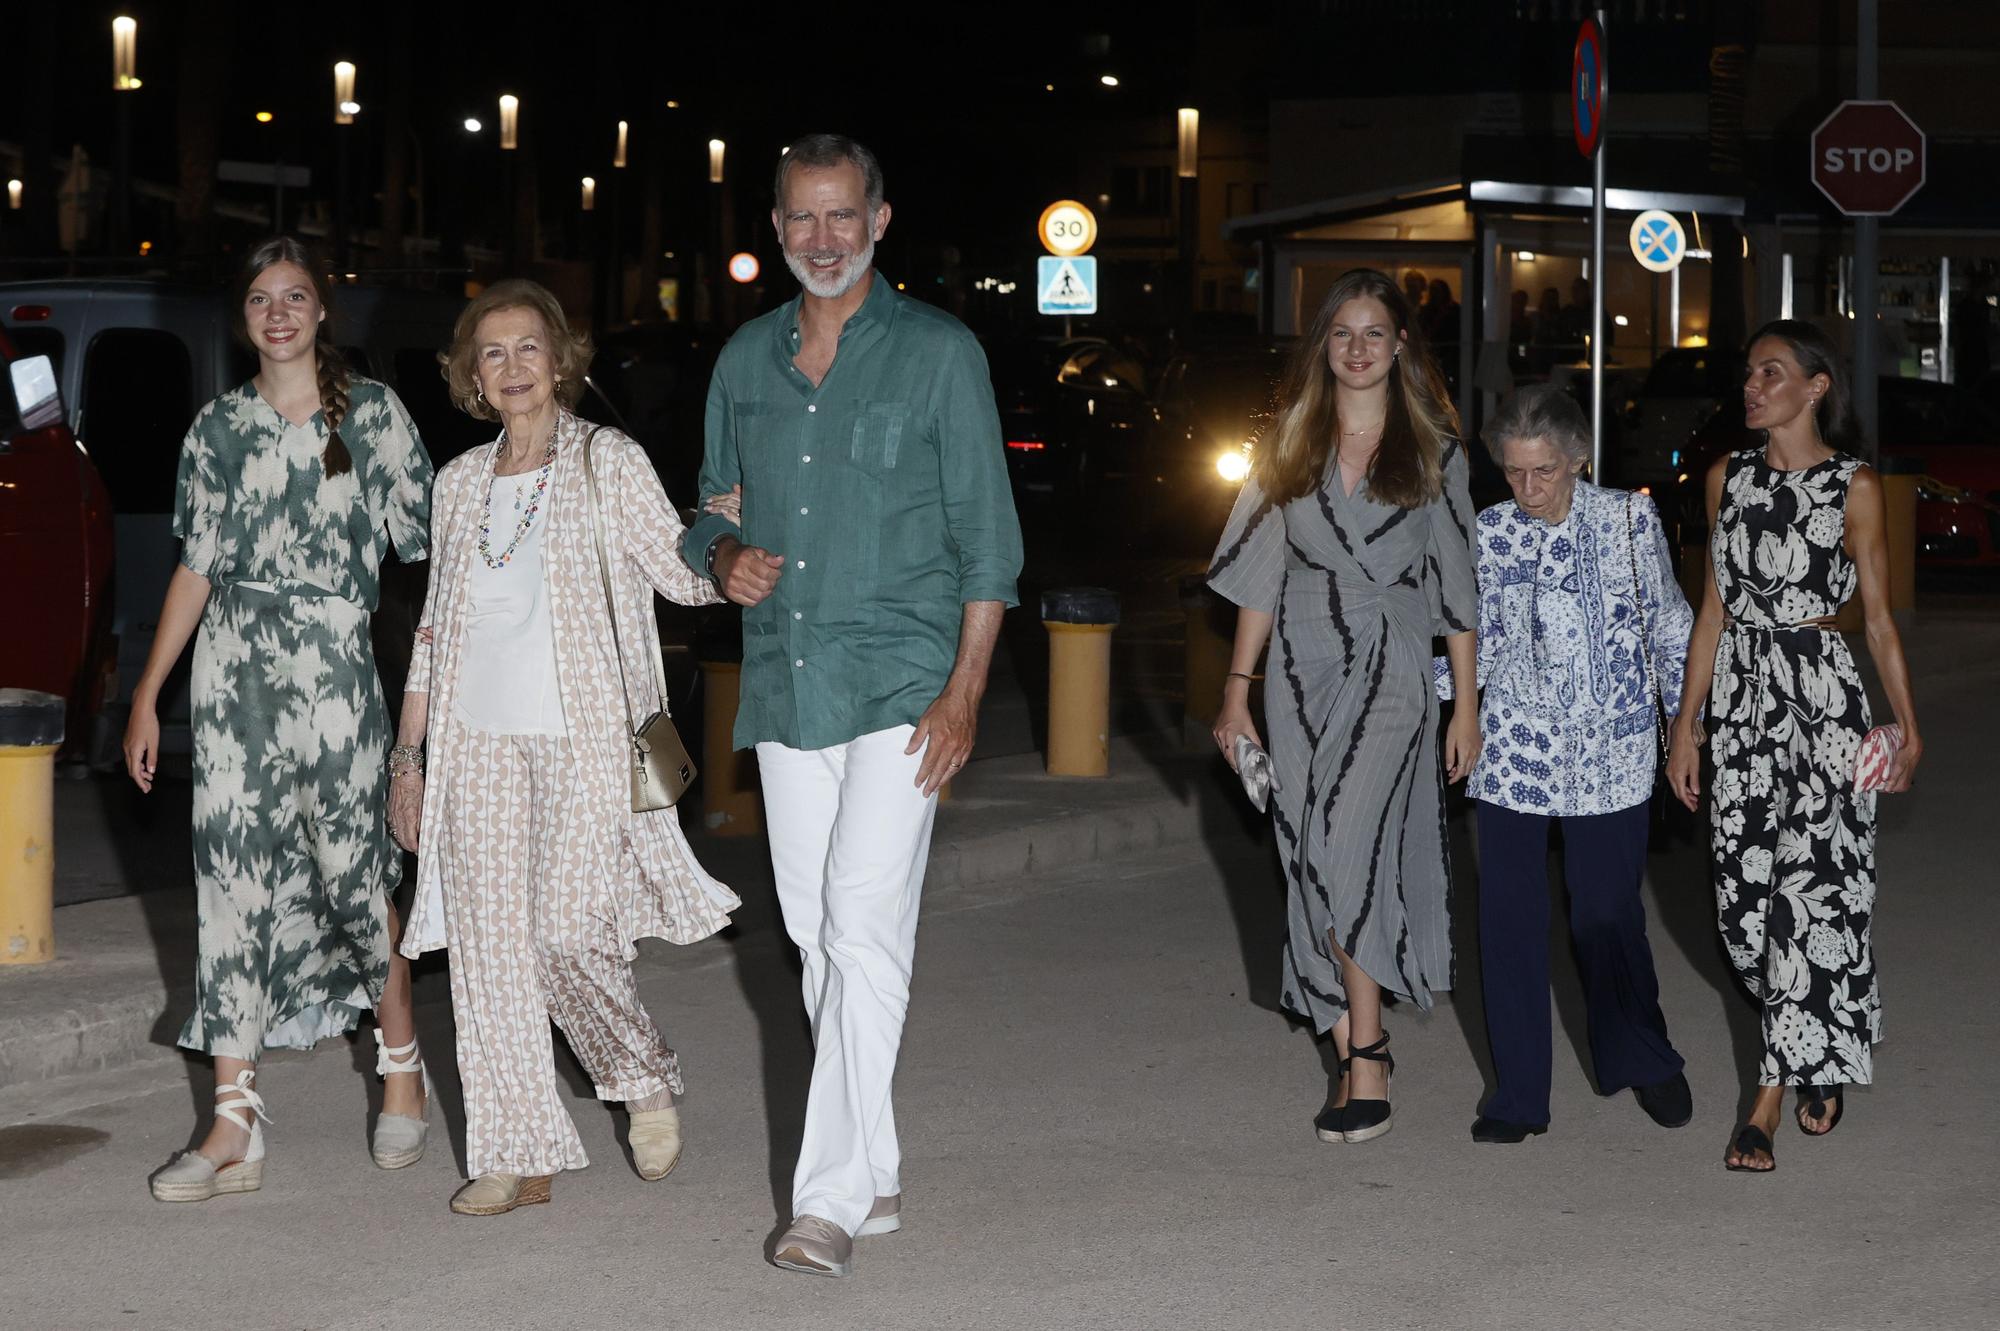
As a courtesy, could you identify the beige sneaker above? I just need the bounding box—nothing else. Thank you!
[771,1215,853,1278]
[628,1106,682,1181]
[449,1173,553,1216]
[857,1193,902,1237]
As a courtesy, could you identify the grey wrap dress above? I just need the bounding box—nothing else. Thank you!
[172,378,432,1060]
[1208,440,1478,1032]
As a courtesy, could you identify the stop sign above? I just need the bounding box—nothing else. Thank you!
[1811,100,1926,216]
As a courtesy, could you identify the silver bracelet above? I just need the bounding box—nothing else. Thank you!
[388,744,425,777]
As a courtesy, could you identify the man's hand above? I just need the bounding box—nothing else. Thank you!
[908,684,979,796]
[712,535,783,607]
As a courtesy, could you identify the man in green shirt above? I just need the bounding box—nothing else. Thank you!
[681,132,1022,1279]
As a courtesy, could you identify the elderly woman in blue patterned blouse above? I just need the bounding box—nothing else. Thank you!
[1451,384,1696,1144]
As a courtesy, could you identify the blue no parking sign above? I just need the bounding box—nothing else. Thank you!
[1628,210,1686,273]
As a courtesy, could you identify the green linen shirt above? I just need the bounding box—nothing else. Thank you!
[681,275,1023,752]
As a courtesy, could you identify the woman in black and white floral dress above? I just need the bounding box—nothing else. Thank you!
[1668,320,1921,1173]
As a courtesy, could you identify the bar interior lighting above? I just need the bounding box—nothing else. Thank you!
[112,17,138,91]
[1177,108,1200,178]
[334,61,356,124]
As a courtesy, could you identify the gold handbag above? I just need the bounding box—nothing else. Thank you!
[581,426,696,811]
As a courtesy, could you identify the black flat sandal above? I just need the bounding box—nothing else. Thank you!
[1798,1084,1845,1136]
[1335,1034,1395,1144]
[1725,1122,1776,1173]
[1313,1061,1348,1143]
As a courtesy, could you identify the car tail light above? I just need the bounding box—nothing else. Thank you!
[1006,440,1046,452]
[9,304,53,321]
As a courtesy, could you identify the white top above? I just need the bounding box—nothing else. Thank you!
[452,471,567,736]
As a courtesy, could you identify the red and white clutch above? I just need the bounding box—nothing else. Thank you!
[1853,724,1904,794]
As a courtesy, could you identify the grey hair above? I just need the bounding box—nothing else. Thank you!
[774,133,885,212]
[1485,383,1592,466]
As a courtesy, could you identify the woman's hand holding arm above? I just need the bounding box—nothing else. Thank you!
[1442,629,1480,783]
[1667,459,1727,811]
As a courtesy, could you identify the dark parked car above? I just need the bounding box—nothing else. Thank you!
[982,335,1152,511]
[0,325,114,758]
[1140,341,1290,546]
[1672,376,2000,568]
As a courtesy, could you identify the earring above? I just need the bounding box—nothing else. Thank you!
[476,389,487,406]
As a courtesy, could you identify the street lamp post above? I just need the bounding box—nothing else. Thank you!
[708,139,727,324]
[1177,108,1200,331]
[111,16,139,254]
[333,61,358,267]
[498,94,520,267]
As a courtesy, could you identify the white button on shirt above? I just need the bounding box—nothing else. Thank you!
[807,404,817,413]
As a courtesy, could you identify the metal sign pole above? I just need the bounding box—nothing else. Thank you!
[1854,0,1880,463]
[1590,7,1608,480]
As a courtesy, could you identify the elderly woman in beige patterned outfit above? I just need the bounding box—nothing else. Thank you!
[386,280,738,1216]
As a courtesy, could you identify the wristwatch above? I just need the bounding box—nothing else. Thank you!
[703,532,729,582]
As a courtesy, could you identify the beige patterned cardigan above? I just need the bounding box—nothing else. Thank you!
[400,410,739,957]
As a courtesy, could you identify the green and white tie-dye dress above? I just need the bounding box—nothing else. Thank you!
[171,376,433,1059]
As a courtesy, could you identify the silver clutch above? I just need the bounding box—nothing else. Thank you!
[1233,735,1279,812]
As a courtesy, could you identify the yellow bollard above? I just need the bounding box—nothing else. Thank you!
[698,661,763,837]
[1043,587,1120,778]
[1180,574,1234,752]
[0,690,64,965]
[1880,462,1919,621]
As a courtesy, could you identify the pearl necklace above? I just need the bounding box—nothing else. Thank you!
[478,421,558,569]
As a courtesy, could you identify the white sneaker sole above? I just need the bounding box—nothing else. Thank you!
[772,1245,852,1278]
[856,1212,902,1237]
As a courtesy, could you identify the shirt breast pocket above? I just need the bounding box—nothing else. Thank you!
[850,401,909,470]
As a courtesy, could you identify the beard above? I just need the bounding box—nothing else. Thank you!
[783,234,876,299]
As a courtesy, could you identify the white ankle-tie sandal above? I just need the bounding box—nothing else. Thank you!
[370,1030,433,1170]
[150,1070,269,1202]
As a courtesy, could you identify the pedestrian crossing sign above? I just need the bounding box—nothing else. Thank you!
[1037,255,1099,316]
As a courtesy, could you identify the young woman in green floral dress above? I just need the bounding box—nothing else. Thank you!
[123,238,436,1201]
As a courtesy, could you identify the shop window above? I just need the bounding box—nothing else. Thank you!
[81,328,194,515]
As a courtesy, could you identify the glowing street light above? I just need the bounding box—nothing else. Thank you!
[581,176,596,211]
[708,139,725,184]
[463,117,482,133]
[1099,74,1119,87]
[1177,108,1200,179]
[7,180,22,211]
[254,110,274,124]
[333,61,357,124]
[112,17,139,91]
[498,95,519,150]
[614,120,629,169]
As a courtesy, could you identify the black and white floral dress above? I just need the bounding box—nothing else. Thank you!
[1708,448,1880,1087]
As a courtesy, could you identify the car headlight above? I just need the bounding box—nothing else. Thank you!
[1216,449,1251,483]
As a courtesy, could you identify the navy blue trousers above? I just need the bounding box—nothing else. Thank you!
[1474,800,1683,1127]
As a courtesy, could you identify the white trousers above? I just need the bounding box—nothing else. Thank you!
[756,724,938,1236]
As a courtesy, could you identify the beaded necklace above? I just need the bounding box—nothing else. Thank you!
[477,419,558,569]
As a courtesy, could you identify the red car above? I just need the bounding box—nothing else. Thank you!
[1673,376,2000,568]
[0,324,116,753]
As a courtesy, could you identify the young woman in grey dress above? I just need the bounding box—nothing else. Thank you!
[1210,268,1480,1143]
[123,239,435,1200]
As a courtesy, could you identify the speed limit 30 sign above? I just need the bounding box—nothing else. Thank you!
[1038,200,1098,257]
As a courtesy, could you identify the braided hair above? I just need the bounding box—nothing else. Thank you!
[233,236,352,477]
